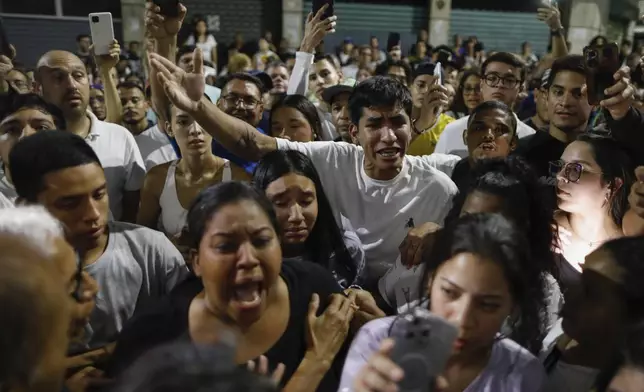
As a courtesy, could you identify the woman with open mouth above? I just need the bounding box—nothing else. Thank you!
[109,182,358,391]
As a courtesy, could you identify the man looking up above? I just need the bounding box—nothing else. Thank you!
[435,52,536,157]
[35,50,145,222]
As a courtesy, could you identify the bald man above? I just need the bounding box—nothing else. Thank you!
[34,50,145,222]
[0,234,70,392]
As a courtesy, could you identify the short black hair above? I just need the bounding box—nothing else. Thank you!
[481,52,526,82]
[313,54,339,70]
[547,55,585,89]
[9,131,101,202]
[467,101,518,138]
[76,34,90,42]
[176,45,197,62]
[0,92,66,130]
[117,81,146,95]
[375,60,412,85]
[265,61,287,72]
[348,75,412,125]
[222,73,267,95]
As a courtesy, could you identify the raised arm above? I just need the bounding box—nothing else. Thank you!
[538,4,568,59]
[287,6,337,96]
[150,51,277,161]
[94,40,123,124]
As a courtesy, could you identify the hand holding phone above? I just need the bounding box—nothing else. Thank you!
[434,62,443,86]
[312,0,335,20]
[584,43,620,105]
[153,0,180,17]
[89,13,115,56]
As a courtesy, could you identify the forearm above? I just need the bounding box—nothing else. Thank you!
[287,52,314,96]
[151,37,177,123]
[100,67,122,124]
[192,97,277,161]
[551,32,568,58]
[282,353,331,392]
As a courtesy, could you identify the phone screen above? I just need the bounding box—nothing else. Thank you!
[312,0,334,20]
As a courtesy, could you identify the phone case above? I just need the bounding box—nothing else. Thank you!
[312,0,334,20]
[154,0,179,18]
[389,308,459,392]
[583,43,619,106]
[89,12,115,56]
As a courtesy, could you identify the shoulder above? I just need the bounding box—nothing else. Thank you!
[147,161,173,180]
[490,338,546,387]
[109,221,175,250]
[281,259,340,289]
[442,116,468,134]
[94,118,137,143]
[225,160,251,181]
[405,155,459,194]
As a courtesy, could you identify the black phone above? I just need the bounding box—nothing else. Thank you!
[312,0,334,20]
[153,0,180,18]
[0,17,13,58]
[583,43,620,106]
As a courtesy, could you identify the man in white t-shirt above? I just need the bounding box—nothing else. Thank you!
[35,50,146,222]
[435,52,536,157]
[151,52,459,289]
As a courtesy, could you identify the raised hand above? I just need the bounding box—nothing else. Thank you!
[344,288,386,328]
[247,355,286,385]
[93,40,121,71]
[305,292,357,364]
[145,0,187,40]
[150,49,205,113]
[537,2,563,31]
[300,4,337,53]
[601,66,635,120]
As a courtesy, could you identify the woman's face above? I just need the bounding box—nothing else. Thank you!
[608,365,644,392]
[265,173,319,247]
[168,106,213,156]
[462,75,482,111]
[429,252,513,357]
[271,106,316,142]
[556,141,611,216]
[193,200,282,326]
[196,21,207,35]
[560,247,626,345]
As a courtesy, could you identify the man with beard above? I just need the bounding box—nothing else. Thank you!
[35,50,145,223]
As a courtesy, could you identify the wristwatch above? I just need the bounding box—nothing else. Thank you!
[551,28,565,36]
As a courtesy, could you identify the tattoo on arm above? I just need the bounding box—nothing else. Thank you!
[235,129,264,160]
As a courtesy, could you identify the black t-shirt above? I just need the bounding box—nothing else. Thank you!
[106,260,348,391]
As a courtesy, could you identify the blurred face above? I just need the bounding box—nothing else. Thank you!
[560,247,626,345]
[78,37,91,52]
[6,70,30,94]
[89,88,106,120]
[51,235,97,341]
[129,42,140,53]
[460,191,503,216]
[265,173,318,249]
[429,253,513,357]
[412,74,438,108]
[0,108,57,168]
[196,21,207,35]
[608,366,644,392]
[534,87,549,123]
[343,42,354,53]
[370,37,379,47]
[548,70,591,134]
[417,42,427,58]
[445,83,456,107]
[178,53,194,72]
[480,61,522,107]
[268,65,289,94]
[259,38,269,52]
[351,105,411,180]
[36,163,109,252]
[388,65,408,86]
[330,92,352,143]
[168,106,213,156]
[389,45,402,61]
[193,200,282,326]
[462,74,482,111]
[356,68,371,82]
[465,108,516,161]
[271,106,315,142]
[218,79,264,127]
[555,141,612,215]
[359,48,372,65]
[119,87,149,126]
[309,59,341,100]
[38,53,90,118]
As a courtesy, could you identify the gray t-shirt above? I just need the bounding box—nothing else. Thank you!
[77,221,189,352]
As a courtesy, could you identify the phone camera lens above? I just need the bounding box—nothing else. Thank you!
[91,16,99,23]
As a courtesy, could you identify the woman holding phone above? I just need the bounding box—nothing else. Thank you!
[342,214,546,391]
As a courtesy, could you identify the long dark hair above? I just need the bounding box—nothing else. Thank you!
[420,213,546,354]
[252,150,359,286]
[269,95,323,141]
[449,70,480,116]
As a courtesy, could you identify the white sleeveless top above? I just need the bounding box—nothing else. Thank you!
[159,159,232,237]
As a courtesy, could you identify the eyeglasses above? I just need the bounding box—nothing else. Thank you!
[550,160,603,183]
[483,73,521,89]
[221,94,260,109]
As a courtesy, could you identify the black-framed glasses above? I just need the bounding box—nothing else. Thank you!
[221,94,260,109]
[483,73,521,89]
[550,160,603,183]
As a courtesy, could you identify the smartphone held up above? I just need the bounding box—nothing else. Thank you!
[153,0,180,17]
[89,12,115,56]
[312,0,335,20]
[583,43,620,105]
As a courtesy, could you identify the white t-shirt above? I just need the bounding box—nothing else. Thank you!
[185,34,218,65]
[434,113,536,158]
[0,166,17,204]
[134,125,178,171]
[0,189,13,209]
[275,139,459,284]
[86,111,146,220]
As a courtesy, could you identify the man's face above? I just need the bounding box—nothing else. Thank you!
[0,108,57,167]
[389,45,402,61]
[217,79,264,127]
[412,74,438,108]
[37,53,90,118]
[359,48,372,65]
[547,70,591,134]
[465,108,516,161]
[350,105,412,180]
[36,163,109,251]
[268,65,289,94]
[89,89,106,121]
[78,37,91,52]
[178,53,194,73]
[388,66,408,86]
[480,61,522,107]
[309,59,341,100]
[371,37,379,48]
[6,70,30,94]
[129,42,140,53]
[119,87,149,126]
[330,92,352,143]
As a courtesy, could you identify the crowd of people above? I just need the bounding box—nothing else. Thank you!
[1,1,644,392]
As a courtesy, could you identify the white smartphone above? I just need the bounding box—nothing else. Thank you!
[88,12,115,56]
[434,62,443,86]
